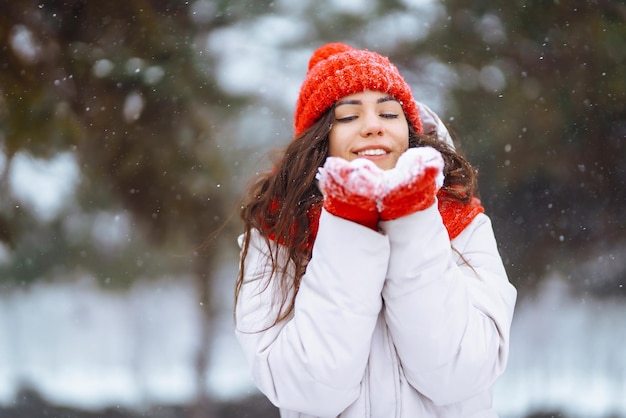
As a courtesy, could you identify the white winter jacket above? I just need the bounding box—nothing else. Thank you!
[235,202,517,417]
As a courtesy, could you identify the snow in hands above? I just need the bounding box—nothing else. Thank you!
[316,157,383,229]
[317,157,385,199]
[317,147,445,223]
[378,147,445,220]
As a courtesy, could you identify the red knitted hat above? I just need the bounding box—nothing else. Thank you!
[294,43,422,137]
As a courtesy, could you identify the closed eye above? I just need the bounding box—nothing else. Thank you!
[336,113,398,122]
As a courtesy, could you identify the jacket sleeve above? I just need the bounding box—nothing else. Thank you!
[379,202,517,406]
[235,209,390,416]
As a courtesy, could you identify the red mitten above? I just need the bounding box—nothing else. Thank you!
[379,147,445,221]
[317,157,385,230]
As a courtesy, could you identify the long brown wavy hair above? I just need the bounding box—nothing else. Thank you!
[235,105,478,327]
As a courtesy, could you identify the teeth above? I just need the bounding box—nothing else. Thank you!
[358,149,387,156]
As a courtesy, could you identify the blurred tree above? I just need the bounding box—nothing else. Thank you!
[2,0,625,414]
[391,0,626,296]
[254,0,626,297]
[0,0,256,415]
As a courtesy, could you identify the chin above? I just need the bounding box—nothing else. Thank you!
[377,158,398,171]
[375,162,395,171]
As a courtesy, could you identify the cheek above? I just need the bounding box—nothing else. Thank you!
[327,129,345,158]
[394,127,410,151]
[387,115,409,148]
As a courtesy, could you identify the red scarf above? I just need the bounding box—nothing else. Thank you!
[265,191,484,251]
[437,191,485,240]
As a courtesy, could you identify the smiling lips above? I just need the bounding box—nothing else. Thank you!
[357,148,388,157]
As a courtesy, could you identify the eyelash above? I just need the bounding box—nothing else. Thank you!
[336,113,399,123]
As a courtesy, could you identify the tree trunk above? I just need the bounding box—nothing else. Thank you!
[189,252,217,418]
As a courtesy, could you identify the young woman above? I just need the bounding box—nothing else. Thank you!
[235,42,517,417]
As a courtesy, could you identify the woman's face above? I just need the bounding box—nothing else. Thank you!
[328,90,409,170]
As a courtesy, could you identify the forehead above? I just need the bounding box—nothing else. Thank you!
[336,90,398,104]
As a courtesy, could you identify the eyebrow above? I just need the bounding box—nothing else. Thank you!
[335,96,399,107]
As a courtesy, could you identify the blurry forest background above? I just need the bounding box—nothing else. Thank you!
[0,0,625,417]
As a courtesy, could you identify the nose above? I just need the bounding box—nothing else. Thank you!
[360,112,384,137]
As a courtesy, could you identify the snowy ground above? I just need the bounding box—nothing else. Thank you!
[0,272,624,417]
[494,277,626,417]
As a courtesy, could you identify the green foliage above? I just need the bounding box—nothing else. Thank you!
[411,0,626,292]
[1,0,624,297]
[0,1,243,288]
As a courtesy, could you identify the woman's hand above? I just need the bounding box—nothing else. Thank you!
[317,147,444,228]
[317,157,384,230]
[379,147,444,221]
